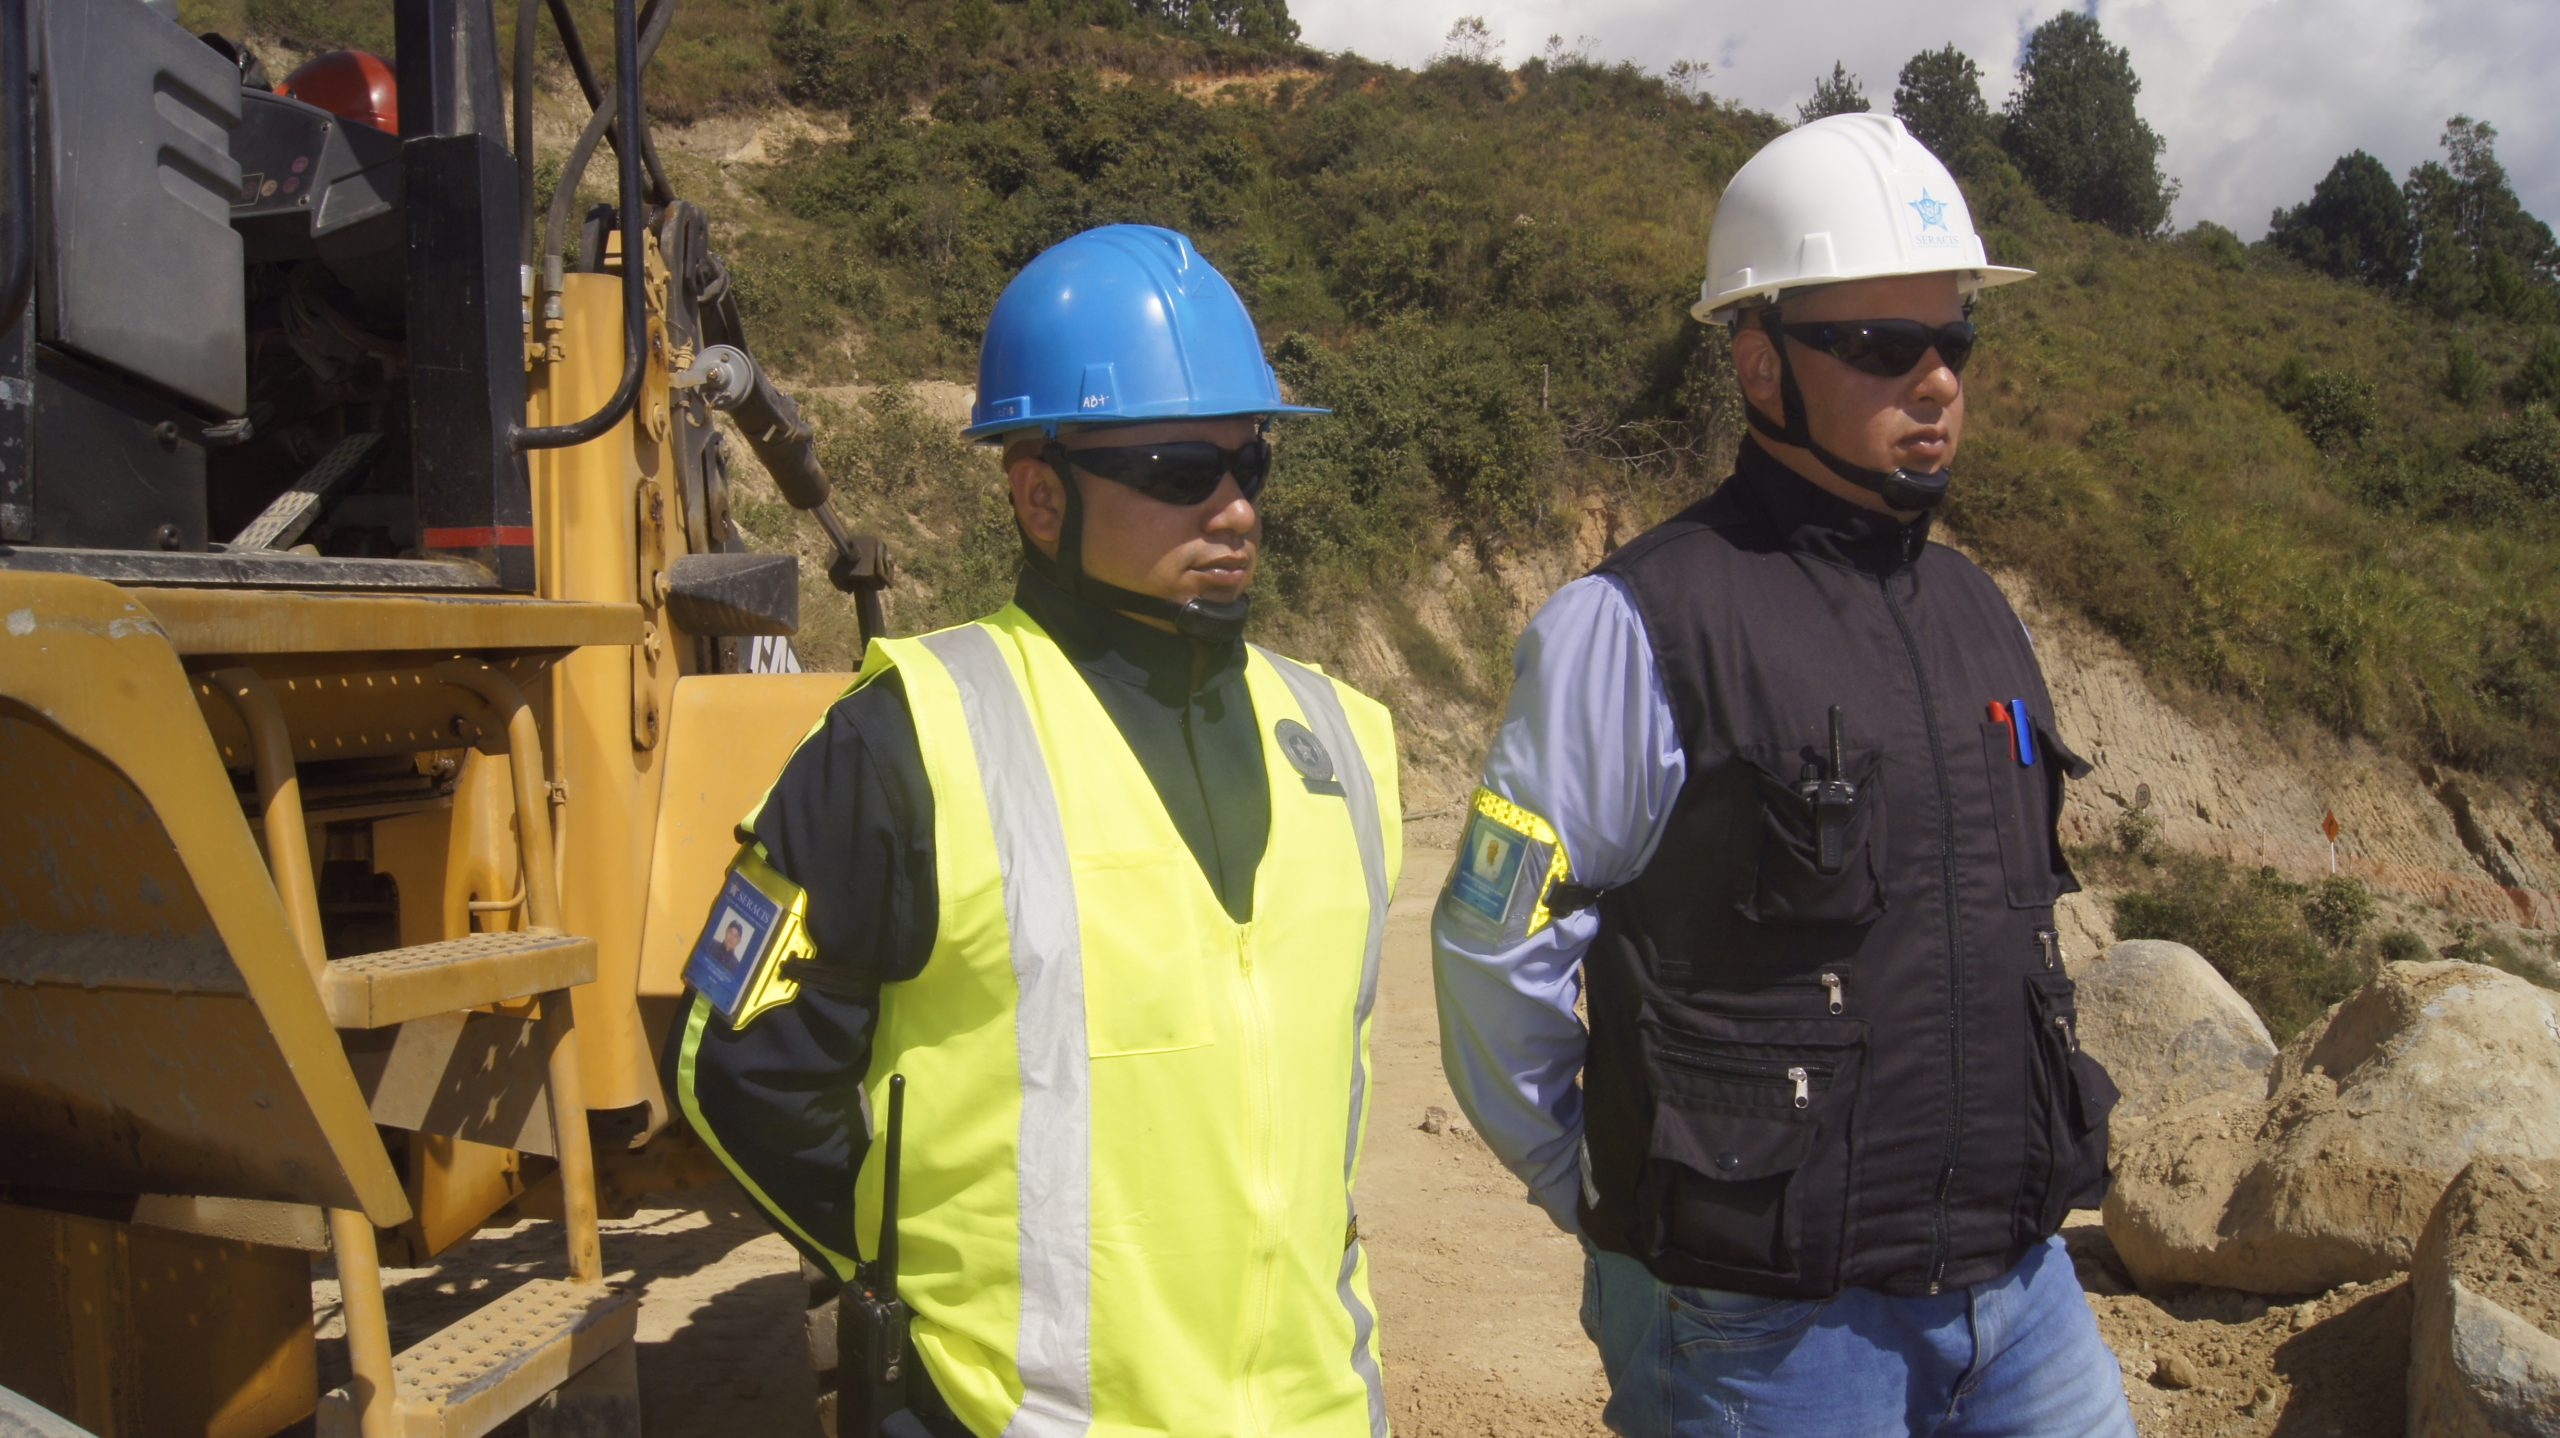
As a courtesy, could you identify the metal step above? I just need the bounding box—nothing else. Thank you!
[316,1278,636,1438]
[322,930,597,1030]
[230,432,383,551]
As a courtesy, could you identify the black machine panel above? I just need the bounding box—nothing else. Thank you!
[230,89,406,314]
[31,0,245,417]
[0,0,243,550]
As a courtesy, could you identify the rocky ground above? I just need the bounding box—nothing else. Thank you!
[308,842,2491,1438]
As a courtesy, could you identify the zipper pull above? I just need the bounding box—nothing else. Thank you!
[1820,971,1844,1014]
[2036,928,2061,970]
[2055,1014,2076,1053]
[1788,1066,1811,1109]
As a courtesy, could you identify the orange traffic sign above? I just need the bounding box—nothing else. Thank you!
[2322,809,2340,842]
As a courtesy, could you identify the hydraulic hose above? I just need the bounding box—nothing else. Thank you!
[542,0,672,206]
[514,0,539,268]
[514,0,650,452]
[539,0,673,277]
[0,0,35,338]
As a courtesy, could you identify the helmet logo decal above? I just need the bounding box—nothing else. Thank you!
[1908,189,1950,232]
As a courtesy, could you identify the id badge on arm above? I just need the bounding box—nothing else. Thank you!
[1447,786,1573,945]
[685,847,813,1031]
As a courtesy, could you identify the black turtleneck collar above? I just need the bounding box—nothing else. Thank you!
[1012,565,1247,704]
[1008,563,1266,923]
[1725,436,1933,575]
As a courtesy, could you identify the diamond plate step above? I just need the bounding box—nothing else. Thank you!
[317,1279,636,1438]
[321,930,596,1029]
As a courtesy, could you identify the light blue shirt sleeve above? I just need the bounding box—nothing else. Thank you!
[1431,573,1685,1234]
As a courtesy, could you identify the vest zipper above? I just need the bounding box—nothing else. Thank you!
[1234,920,1279,1437]
[1881,566,1964,1296]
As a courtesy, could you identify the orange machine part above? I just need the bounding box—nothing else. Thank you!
[280,49,399,135]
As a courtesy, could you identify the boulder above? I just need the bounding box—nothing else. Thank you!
[2408,1157,2560,1437]
[2104,961,2560,1295]
[2070,939,2276,1130]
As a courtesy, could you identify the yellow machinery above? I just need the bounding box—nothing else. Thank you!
[0,0,882,1431]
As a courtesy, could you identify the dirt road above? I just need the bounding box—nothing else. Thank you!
[333,842,2393,1436]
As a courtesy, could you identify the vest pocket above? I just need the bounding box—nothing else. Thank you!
[2017,971,2120,1239]
[1982,718,2085,908]
[1076,854,1220,1058]
[1736,748,1886,926]
[1635,1016,1865,1293]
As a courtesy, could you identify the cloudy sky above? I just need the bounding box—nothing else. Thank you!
[1285,0,2560,241]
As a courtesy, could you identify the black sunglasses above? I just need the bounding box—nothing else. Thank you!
[1768,317,1977,378]
[1048,437,1272,506]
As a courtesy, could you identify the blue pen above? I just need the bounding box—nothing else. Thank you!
[2008,700,2035,766]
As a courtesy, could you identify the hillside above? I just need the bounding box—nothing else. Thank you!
[189,0,2557,994]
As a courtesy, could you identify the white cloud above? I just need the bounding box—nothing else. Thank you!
[1285,0,2560,240]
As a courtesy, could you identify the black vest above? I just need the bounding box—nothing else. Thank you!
[1579,441,2117,1298]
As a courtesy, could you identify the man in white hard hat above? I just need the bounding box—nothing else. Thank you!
[1434,114,2136,1435]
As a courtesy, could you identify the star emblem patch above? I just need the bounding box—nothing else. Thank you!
[1909,189,1950,232]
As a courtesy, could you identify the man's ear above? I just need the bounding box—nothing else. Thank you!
[1009,453,1066,556]
[1733,326,1783,415]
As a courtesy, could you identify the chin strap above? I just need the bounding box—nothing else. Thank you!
[1023,457,1250,643]
[1747,308,1951,514]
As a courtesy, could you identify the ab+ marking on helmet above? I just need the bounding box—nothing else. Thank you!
[966,225,1326,642]
[1701,113,2033,514]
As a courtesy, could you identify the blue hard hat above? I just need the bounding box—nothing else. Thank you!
[963,224,1326,441]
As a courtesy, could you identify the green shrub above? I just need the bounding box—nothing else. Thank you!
[2461,403,2560,502]
[2376,929,2430,964]
[2429,461,2527,524]
[2346,453,2428,511]
[2301,874,2377,950]
[2519,331,2560,405]
[2271,358,2379,454]
[2112,852,2369,1039]
[2439,921,2552,988]
[2113,805,2161,858]
[2181,221,2248,272]
[2443,340,2491,408]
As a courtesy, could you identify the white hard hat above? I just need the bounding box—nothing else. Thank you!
[1695,113,2032,323]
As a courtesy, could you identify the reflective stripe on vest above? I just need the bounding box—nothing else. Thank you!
[1263,649,1390,1436]
[865,610,1398,1438]
[923,624,1095,1436]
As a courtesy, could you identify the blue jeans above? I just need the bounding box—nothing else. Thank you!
[1579,1236,2136,1438]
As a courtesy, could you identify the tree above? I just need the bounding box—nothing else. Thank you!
[1127,0,1301,42]
[1664,58,1711,103]
[2404,117,2560,322]
[2266,151,2411,291]
[1796,62,1870,125]
[1435,14,1500,67]
[1893,45,1991,161]
[1999,12,2176,236]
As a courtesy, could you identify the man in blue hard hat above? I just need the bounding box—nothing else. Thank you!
[667,225,1403,1438]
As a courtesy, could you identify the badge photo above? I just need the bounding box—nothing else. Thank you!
[1452,818,1528,919]
[685,858,803,1028]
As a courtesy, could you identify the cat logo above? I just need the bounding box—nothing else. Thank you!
[746,636,802,674]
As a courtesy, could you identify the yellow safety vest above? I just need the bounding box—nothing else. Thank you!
[853,605,1401,1438]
